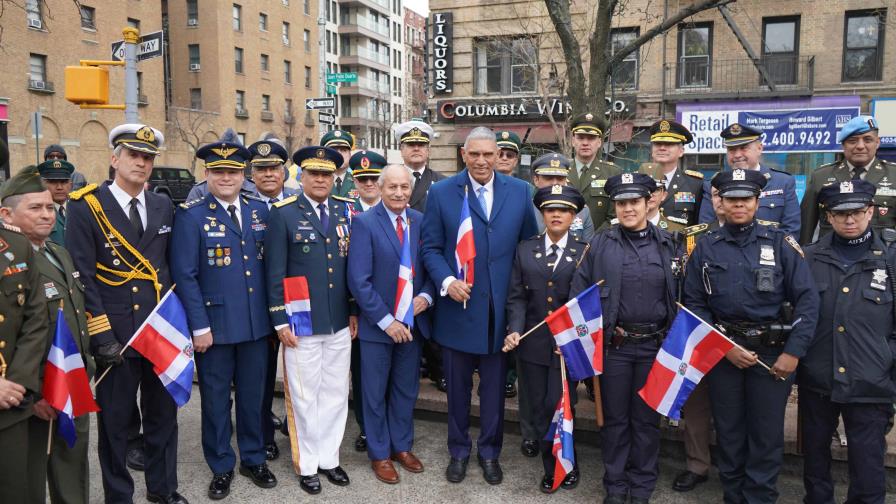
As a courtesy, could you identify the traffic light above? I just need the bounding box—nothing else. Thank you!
[64,65,110,105]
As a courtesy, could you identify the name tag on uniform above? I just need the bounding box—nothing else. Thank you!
[591,180,606,188]
[674,192,695,203]
[871,269,888,290]
[44,282,59,298]
[877,187,896,197]
[759,245,776,266]
[252,223,266,231]
[158,225,172,234]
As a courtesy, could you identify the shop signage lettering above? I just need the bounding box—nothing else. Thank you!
[431,13,453,94]
[437,97,631,123]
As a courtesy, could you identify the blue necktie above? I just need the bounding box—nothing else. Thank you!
[318,202,329,231]
[477,187,488,221]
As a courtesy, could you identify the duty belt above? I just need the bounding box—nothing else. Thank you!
[717,320,791,349]
[612,321,665,347]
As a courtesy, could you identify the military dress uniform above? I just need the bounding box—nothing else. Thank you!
[683,169,819,504]
[265,146,355,494]
[65,124,184,504]
[572,173,684,504]
[531,153,595,243]
[0,217,49,503]
[567,113,623,230]
[398,119,445,213]
[506,185,588,492]
[801,116,896,244]
[171,140,277,498]
[37,158,75,246]
[801,180,896,504]
[322,130,358,200]
[641,120,704,231]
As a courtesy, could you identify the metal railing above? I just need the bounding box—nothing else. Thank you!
[340,16,389,37]
[664,56,814,100]
[342,46,389,65]
[28,79,54,92]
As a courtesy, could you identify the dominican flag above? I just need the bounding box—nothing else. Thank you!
[638,307,734,420]
[393,221,415,328]
[42,308,100,448]
[546,375,575,491]
[127,290,195,407]
[545,284,603,381]
[284,276,313,336]
[454,188,476,285]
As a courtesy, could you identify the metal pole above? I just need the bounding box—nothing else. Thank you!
[123,27,140,123]
[32,111,41,165]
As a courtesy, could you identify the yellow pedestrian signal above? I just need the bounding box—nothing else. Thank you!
[65,65,110,104]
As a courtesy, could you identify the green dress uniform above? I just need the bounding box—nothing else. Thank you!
[322,130,359,200]
[567,113,623,230]
[37,159,76,247]
[0,222,49,504]
[26,240,94,504]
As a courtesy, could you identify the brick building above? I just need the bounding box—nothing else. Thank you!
[403,6,427,120]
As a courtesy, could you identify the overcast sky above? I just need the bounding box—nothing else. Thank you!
[405,0,428,15]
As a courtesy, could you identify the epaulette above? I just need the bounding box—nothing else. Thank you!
[273,195,298,208]
[684,170,704,179]
[242,194,264,203]
[68,183,98,201]
[683,223,709,236]
[816,161,839,169]
[784,235,804,258]
[179,198,204,209]
[332,195,355,203]
[756,219,779,228]
[769,167,791,175]
[1,222,22,233]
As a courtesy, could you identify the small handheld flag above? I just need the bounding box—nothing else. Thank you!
[393,221,415,328]
[546,359,575,491]
[284,276,313,336]
[638,307,734,420]
[455,186,476,286]
[545,284,604,381]
[127,290,195,407]
[42,308,100,448]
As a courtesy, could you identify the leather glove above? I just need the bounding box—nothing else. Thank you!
[94,341,124,368]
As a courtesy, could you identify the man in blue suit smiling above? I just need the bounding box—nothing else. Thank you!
[347,164,434,484]
[421,127,538,485]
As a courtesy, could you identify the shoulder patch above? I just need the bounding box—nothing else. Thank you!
[784,235,804,258]
[683,223,709,236]
[684,169,704,179]
[1,222,22,233]
[68,183,98,201]
[756,219,780,228]
[243,194,264,203]
[332,195,355,203]
[179,198,204,209]
[273,194,298,208]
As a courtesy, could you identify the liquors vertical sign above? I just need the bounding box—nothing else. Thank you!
[431,12,453,94]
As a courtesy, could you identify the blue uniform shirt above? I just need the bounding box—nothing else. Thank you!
[699,166,800,235]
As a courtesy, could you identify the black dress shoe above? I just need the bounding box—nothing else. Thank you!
[126,446,145,471]
[279,419,289,437]
[672,470,707,492]
[540,474,556,494]
[271,412,283,431]
[520,439,538,458]
[146,491,189,504]
[208,471,233,500]
[239,463,278,488]
[504,382,517,398]
[562,467,579,489]
[602,494,626,504]
[299,475,322,495]
[354,433,367,452]
[436,378,448,392]
[477,456,503,485]
[445,457,468,483]
[265,443,280,461]
[318,466,350,486]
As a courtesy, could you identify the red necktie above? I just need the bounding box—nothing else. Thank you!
[396,215,404,245]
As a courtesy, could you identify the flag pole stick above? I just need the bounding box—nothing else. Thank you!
[463,185,468,310]
[593,376,604,428]
[675,303,772,372]
[47,417,53,455]
[511,280,605,346]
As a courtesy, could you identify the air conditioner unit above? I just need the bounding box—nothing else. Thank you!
[30,80,46,90]
[28,18,43,29]
[187,18,198,26]
[189,63,201,71]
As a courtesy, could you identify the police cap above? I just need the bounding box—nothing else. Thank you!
[248,140,289,168]
[605,172,655,201]
[534,184,585,213]
[711,168,768,198]
[531,152,570,177]
[819,179,876,211]
[720,123,762,147]
[650,119,693,144]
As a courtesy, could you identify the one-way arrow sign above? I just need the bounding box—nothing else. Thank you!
[111,30,165,62]
[318,112,336,125]
[305,97,335,110]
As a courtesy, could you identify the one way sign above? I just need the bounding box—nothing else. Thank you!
[111,30,165,62]
[305,97,335,110]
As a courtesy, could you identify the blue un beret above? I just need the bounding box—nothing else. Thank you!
[837,116,879,143]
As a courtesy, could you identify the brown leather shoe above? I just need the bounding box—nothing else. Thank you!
[371,460,399,484]
[391,451,424,473]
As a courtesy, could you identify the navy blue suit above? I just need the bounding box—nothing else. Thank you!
[347,203,434,460]
[421,169,537,460]
[699,166,800,235]
[170,193,272,474]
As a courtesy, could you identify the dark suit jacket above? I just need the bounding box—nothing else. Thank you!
[409,166,445,212]
[66,183,174,353]
[420,169,538,354]
[347,203,434,344]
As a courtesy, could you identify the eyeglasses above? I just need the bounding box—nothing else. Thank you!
[497,151,518,159]
[829,208,870,221]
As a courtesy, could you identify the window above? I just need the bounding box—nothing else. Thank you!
[127,18,140,29]
[285,98,293,117]
[236,90,246,111]
[137,71,144,96]
[473,37,537,95]
[29,53,47,82]
[259,12,268,32]
[262,94,271,111]
[234,47,244,73]
[188,44,201,67]
[303,0,310,15]
[843,9,886,82]
[610,28,639,89]
[260,53,269,72]
[761,17,799,85]
[26,0,43,27]
[282,22,290,45]
[190,88,202,109]
[304,29,311,52]
[284,60,292,83]
[80,5,96,30]
[237,133,246,145]
[187,0,198,24]
[677,22,712,87]
[232,4,242,31]
[326,30,332,53]
[304,66,312,88]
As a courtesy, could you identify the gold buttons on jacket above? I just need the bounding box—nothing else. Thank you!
[547,297,553,303]
[246,271,251,276]
[838,367,846,373]
[328,268,333,273]
[842,287,849,293]
[0,341,5,348]
[132,286,139,293]
[547,281,553,287]
[0,315,5,323]
[133,304,140,310]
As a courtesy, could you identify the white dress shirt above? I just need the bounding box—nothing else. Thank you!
[108,181,147,229]
[303,193,330,222]
[544,233,568,271]
[439,174,495,295]
[215,196,241,229]
[259,191,286,209]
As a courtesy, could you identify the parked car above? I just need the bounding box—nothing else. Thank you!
[148,166,195,203]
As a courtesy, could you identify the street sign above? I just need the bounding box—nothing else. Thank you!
[326,72,358,83]
[326,84,338,95]
[305,97,335,110]
[318,112,336,125]
[111,30,164,62]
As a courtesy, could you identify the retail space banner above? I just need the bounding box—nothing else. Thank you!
[677,96,860,154]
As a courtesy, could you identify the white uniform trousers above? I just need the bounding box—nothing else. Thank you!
[282,326,352,476]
